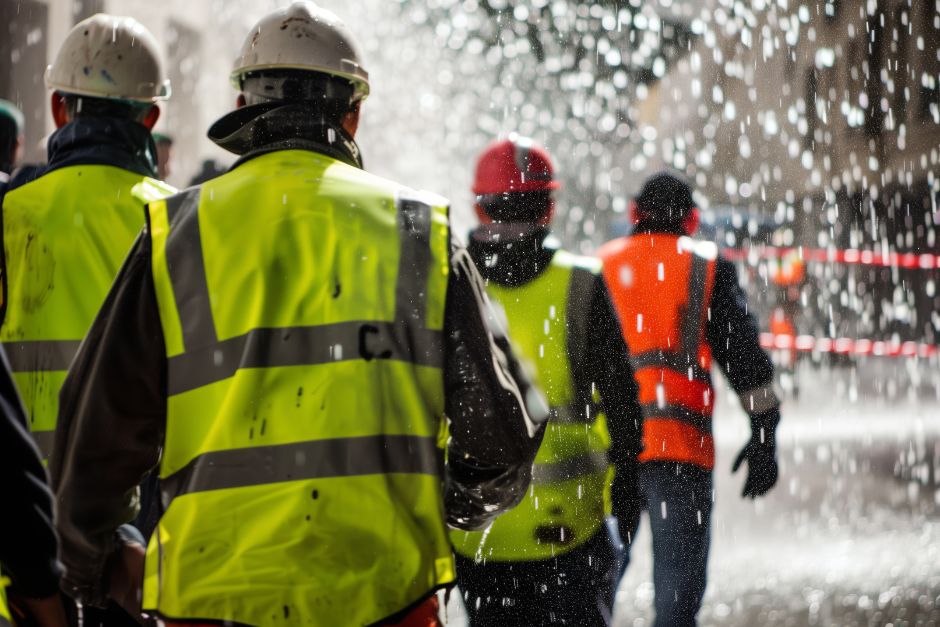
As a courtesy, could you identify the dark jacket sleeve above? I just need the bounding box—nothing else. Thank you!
[49,233,167,605]
[583,276,645,528]
[0,348,64,598]
[706,258,780,427]
[443,246,547,531]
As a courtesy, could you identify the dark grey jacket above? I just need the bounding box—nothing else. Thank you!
[49,112,545,605]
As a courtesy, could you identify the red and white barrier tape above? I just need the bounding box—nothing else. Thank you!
[724,246,940,270]
[760,333,938,358]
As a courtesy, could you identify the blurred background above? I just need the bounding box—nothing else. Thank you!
[2,0,939,624]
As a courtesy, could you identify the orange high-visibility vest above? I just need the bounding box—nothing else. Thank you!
[599,233,718,469]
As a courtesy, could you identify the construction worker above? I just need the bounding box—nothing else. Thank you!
[0,14,174,460]
[451,137,643,626]
[0,346,67,627]
[0,99,24,183]
[49,3,545,627]
[598,171,781,627]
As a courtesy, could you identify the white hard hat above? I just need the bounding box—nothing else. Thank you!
[231,1,369,102]
[45,14,170,103]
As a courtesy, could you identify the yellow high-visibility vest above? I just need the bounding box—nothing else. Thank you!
[1,165,174,458]
[451,250,610,562]
[0,576,11,627]
[144,150,454,626]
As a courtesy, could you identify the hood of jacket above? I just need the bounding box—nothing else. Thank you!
[208,101,363,170]
[468,223,559,287]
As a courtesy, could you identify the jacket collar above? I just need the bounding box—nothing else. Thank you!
[208,102,363,170]
[44,116,158,179]
[468,224,558,287]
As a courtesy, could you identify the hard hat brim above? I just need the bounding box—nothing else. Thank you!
[45,65,171,103]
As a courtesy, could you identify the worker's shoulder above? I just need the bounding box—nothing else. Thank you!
[328,162,450,210]
[551,248,602,275]
[678,236,719,261]
[4,163,164,204]
[596,236,630,260]
[132,177,176,203]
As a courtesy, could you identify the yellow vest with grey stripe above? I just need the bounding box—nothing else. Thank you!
[0,166,175,458]
[0,576,11,627]
[144,150,453,626]
[451,250,610,562]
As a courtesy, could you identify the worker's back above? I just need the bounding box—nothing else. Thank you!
[1,162,172,456]
[144,148,454,626]
[450,249,610,562]
[599,232,718,469]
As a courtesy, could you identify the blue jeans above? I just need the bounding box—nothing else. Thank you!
[621,462,713,627]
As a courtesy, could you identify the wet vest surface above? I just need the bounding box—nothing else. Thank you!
[145,150,453,626]
[451,250,610,562]
[0,165,174,458]
[600,233,718,470]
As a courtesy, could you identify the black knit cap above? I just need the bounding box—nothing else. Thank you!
[634,170,696,224]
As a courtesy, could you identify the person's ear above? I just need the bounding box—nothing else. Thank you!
[342,101,361,138]
[629,200,640,226]
[141,105,160,131]
[682,207,700,236]
[475,203,493,225]
[51,92,69,128]
[236,94,247,109]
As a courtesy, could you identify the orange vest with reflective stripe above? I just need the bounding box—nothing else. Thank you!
[599,233,718,469]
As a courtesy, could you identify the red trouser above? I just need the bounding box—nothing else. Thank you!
[163,594,442,627]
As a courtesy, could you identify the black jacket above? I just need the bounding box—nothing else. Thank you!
[468,225,645,525]
[0,346,63,599]
[49,107,544,605]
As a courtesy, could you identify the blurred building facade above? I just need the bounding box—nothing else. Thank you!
[0,0,244,188]
[633,0,940,344]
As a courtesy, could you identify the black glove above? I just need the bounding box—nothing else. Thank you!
[611,463,643,546]
[732,412,779,499]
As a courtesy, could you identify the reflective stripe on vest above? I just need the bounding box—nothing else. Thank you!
[0,166,175,458]
[144,150,453,627]
[450,249,610,562]
[600,234,717,469]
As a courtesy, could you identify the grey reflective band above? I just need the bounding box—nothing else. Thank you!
[395,196,432,328]
[739,383,780,415]
[164,189,218,351]
[2,339,82,372]
[0,616,12,627]
[167,322,444,396]
[681,255,709,362]
[641,403,712,433]
[161,434,440,504]
[565,265,598,415]
[531,450,608,485]
[629,350,711,383]
[31,429,56,460]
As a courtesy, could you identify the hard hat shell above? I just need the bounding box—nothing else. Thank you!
[45,14,170,103]
[472,135,560,195]
[231,1,370,102]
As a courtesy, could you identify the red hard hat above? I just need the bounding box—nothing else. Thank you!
[472,136,561,195]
